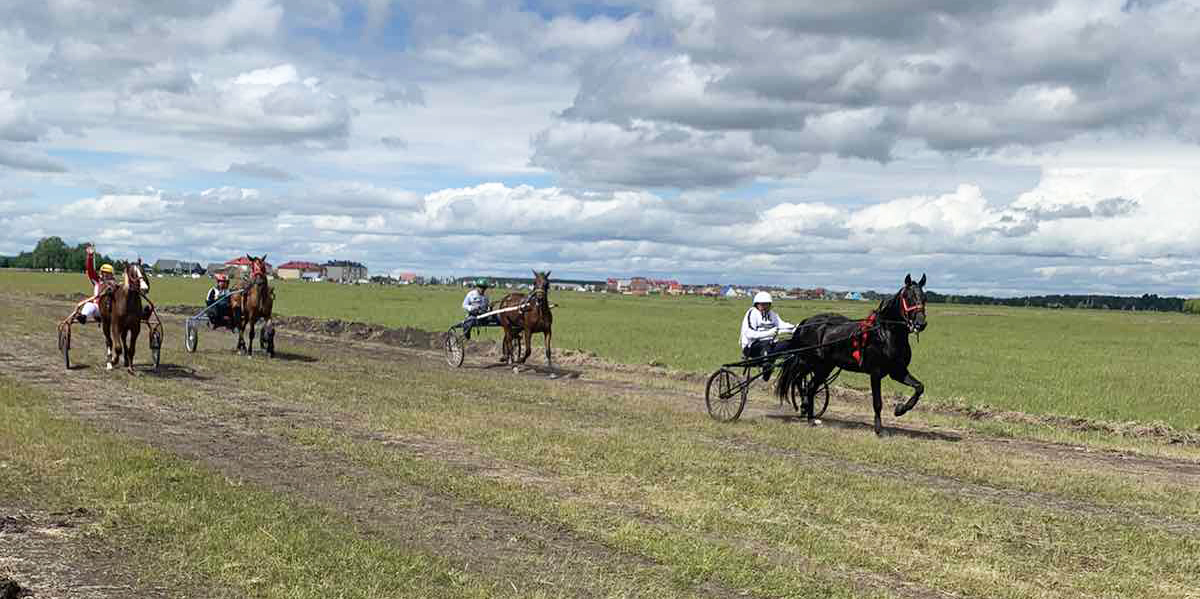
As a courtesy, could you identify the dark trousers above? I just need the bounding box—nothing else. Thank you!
[742,338,776,360]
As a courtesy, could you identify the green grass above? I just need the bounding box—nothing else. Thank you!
[4,295,1200,598]
[6,270,1200,429]
[0,375,515,599]
[42,318,1200,599]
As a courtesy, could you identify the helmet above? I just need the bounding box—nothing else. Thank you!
[475,278,491,288]
[753,291,773,305]
[215,273,229,283]
[99,264,114,275]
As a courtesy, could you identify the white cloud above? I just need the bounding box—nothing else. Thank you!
[113,63,352,147]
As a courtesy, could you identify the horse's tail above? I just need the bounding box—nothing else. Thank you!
[774,355,804,401]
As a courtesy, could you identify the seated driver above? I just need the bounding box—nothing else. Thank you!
[740,291,794,381]
[461,278,493,339]
[206,273,233,327]
[75,245,114,325]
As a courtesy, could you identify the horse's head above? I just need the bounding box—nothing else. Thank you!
[125,259,149,293]
[531,270,551,303]
[896,273,927,333]
[246,254,269,284]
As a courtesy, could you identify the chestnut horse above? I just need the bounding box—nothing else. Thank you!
[101,260,149,373]
[497,270,553,367]
[231,255,275,357]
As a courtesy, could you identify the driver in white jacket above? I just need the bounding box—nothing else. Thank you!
[740,291,794,381]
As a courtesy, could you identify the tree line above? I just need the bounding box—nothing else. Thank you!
[928,291,1191,313]
[0,237,120,272]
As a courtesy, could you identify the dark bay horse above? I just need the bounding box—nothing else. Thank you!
[775,274,929,435]
[497,270,554,367]
[101,260,148,373]
[231,255,275,357]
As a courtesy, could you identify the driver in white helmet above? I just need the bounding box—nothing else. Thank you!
[740,291,795,381]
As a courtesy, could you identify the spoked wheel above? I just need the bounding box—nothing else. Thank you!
[705,368,748,422]
[185,320,198,353]
[148,326,162,371]
[444,328,465,367]
[58,326,71,370]
[790,370,830,419]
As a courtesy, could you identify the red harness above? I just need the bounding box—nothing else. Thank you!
[851,311,877,366]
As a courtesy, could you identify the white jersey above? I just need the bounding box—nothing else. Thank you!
[740,307,794,349]
[463,289,489,313]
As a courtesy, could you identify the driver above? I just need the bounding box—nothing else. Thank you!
[740,291,794,381]
[75,245,114,325]
[206,273,233,327]
[461,278,492,339]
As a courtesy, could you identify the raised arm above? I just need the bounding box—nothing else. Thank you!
[85,246,98,284]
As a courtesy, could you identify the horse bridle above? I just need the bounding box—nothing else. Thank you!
[898,286,925,333]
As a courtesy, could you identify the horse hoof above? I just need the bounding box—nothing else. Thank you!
[105,363,113,371]
[810,418,822,426]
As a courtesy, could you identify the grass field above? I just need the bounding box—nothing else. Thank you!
[1,293,1199,598]
[4,269,1200,430]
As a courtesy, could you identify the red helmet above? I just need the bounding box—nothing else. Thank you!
[215,273,229,283]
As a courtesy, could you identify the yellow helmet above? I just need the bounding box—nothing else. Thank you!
[99,264,114,275]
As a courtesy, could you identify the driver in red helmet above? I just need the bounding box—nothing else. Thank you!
[206,272,233,328]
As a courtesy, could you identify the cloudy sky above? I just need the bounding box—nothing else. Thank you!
[2,0,1199,295]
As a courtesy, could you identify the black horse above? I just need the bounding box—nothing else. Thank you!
[775,274,928,435]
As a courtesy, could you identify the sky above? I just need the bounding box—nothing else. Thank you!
[1,0,1199,296]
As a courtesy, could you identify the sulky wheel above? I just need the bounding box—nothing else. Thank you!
[444,328,465,368]
[149,326,162,371]
[790,370,830,419]
[705,368,747,422]
[58,326,71,370]
[185,321,198,353]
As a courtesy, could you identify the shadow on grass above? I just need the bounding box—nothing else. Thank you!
[142,363,210,381]
[269,351,319,363]
[468,361,582,379]
[765,413,963,443]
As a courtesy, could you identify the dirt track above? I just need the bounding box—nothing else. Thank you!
[3,295,1199,598]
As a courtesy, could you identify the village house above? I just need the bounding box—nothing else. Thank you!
[224,256,272,276]
[323,260,368,283]
[276,261,325,280]
[152,259,202,275]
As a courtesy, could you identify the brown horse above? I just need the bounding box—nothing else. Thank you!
[497,270,553,367]
[231,254,275,357]
[101,260,148,373]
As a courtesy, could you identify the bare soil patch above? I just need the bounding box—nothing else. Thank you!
[0,505,167,599]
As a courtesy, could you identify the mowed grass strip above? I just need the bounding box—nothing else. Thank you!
[0,375,523,599]
[96,334,1200,599]
[6,270,1200,430]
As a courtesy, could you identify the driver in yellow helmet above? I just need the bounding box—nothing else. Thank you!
[76,245,115,324]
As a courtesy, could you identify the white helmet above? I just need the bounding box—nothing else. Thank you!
[753,291,773,305]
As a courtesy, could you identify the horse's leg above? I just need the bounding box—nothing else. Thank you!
[891,370,925,417]
[126,324,140,373]
[806,365,832,423]
[102,317,114,370]
[116,324,129,372]
[247,314,256,357]
[543,330,552,368]
[520,328,533,364]
[502,329,512,364]
[871,374,884,435]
